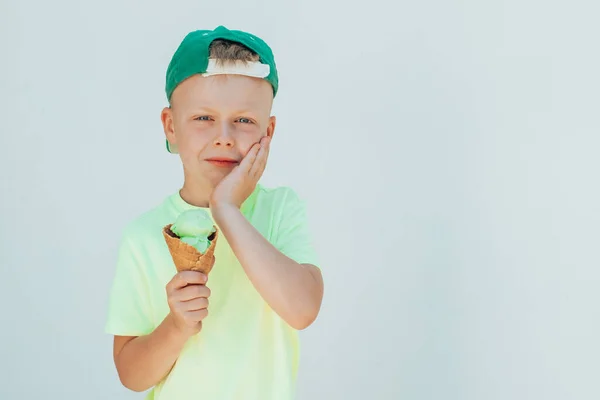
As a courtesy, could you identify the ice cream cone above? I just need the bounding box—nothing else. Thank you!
[162,223,219,274]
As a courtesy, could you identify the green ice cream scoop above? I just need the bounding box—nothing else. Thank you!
[170,209,216,253]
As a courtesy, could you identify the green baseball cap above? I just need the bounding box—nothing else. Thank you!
[164,25,279,154]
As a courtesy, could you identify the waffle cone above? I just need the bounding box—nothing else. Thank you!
[162,224,219,274]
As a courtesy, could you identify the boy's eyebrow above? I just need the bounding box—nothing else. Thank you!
[189,106,260,116]
[234,109,260,116]
[189,106,219,114]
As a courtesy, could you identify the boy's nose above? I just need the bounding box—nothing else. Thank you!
[213,124,234,147]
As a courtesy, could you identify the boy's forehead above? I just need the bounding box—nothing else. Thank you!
[172,74,273,111]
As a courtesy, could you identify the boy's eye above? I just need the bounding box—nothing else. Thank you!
[237,118,252,124]
[195,116,212,121]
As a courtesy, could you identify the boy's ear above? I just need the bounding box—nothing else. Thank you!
[266,115,276,138]
[161,107,177,145]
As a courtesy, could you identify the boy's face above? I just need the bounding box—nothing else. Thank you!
[161,73,276,190]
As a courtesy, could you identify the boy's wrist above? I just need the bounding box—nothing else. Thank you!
[211,202,240,224]
[163,313,196,342]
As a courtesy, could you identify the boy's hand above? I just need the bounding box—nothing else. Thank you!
[165,271,211,338]
[210,136,271,209]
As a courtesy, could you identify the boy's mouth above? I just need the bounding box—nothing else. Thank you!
[205,157,239,168]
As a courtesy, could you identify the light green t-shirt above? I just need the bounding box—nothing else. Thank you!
[105,184,319,400]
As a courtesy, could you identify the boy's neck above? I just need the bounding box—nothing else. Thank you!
[179,181,212,208]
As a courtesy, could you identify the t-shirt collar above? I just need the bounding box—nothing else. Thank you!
[169,185,260,218]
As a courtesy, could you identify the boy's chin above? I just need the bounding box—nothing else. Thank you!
[201,170,228,187]
[183,164,232,189]
[182,171,218,189]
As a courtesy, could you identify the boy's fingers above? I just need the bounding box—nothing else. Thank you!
[168,271,207,291]
[181,297,209,311]
[240,143,261,174]
[176,283,211,301]
[179,271,208,285]
[250,154,265,178]
[251,137,270,177]
[186,308,209,322]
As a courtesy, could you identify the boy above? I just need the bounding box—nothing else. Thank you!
[105,26,324,400]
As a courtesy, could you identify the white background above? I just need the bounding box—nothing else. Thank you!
[1,1,599,399]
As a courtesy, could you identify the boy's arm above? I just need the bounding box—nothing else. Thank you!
[210,136,324,330]
[212,203,324,330]
[113,314,188,392]
[112,271,211,392]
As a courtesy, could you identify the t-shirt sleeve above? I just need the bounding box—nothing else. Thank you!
[273,188,320,267]
[104,228,155,337]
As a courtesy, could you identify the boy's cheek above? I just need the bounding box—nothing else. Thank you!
[239,139,260,157]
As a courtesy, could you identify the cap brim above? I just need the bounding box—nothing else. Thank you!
[166,139,179,154]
